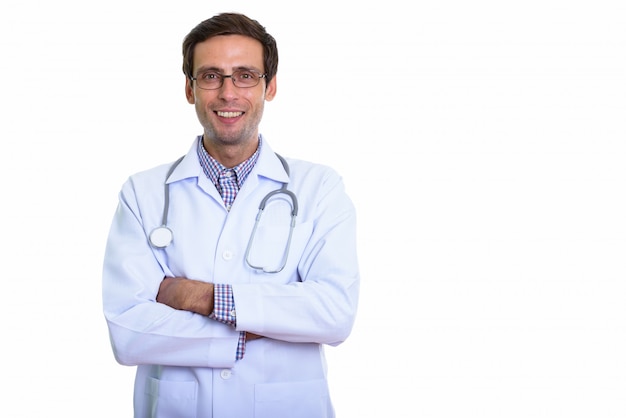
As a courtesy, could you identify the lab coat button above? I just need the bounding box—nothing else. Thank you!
[222,251,233,260]
[220,369,232,380]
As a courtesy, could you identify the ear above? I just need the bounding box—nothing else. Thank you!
[185,78,195,104]
[264,75,277,102]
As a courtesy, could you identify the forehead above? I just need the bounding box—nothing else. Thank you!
[193,34,264,72]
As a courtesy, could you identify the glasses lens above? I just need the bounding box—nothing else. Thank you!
[195,70,263,90]
[196,71,222,90]
[232,70,261,88]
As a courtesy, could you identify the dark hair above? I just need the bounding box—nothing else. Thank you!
[182,13,278,84]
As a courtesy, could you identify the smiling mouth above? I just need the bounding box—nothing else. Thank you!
[216,111,243,118]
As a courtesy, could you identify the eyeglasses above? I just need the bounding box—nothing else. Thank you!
[191,69,267,90]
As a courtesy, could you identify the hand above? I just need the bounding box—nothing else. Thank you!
[245,332,264,341]
[157,277,214,316]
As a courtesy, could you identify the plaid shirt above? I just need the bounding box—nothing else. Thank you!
[197,137,260,211]
[197,136,261,360]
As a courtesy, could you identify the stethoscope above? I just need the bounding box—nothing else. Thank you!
[149,153,298,273]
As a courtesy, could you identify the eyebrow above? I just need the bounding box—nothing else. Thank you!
[195,65,263,75]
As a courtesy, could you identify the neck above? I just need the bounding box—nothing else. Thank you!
[202,135,259,168]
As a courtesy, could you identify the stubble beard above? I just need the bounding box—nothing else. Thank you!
[200,104,265,151]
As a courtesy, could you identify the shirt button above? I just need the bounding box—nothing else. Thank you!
[220,369,232,380]
[222,250,233,260]
[230,309,236,318]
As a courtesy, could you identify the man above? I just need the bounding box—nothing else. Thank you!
[102,12,359,418]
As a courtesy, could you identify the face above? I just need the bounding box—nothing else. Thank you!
[185,34,277,157]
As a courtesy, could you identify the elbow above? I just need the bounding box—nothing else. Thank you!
[105,319,146,366]
[325,282,359,344]
[333,314,357,344]
[318,303,358,346]
[112,347,135,366]
[107,330,139,366]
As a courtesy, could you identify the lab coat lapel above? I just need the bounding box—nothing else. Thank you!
[234,141,289,205]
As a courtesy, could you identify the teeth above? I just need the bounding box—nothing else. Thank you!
[217,111,243,118]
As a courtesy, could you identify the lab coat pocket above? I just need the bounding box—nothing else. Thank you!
[144,377,198,418]
[254,378,331,418]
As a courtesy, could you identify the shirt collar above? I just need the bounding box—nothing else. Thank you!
[196,136,261,190]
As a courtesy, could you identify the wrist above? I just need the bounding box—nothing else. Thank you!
[187,280,214,316]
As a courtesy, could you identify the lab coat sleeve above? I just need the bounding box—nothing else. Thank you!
[102,177,239,369]
[232,166,360,345]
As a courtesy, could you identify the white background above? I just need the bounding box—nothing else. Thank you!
[1,1,625,417]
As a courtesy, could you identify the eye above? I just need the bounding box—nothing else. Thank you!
[199,71,221,80]
[236,70,256,80]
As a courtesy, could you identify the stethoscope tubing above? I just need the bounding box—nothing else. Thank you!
[149,153,298,273]
[149,156,185,248]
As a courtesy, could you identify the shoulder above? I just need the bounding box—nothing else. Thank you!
[283,157,340,181]
[281,157,348,200]
[119,158,190,200]
[122,138,200,191]
[125,161,175,186]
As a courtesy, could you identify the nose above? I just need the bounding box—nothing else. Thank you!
[218,75,238,99]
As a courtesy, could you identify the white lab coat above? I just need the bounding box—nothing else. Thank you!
[102,137,360,418]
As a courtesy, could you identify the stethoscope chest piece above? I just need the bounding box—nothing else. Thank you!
[149,226,174,248]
